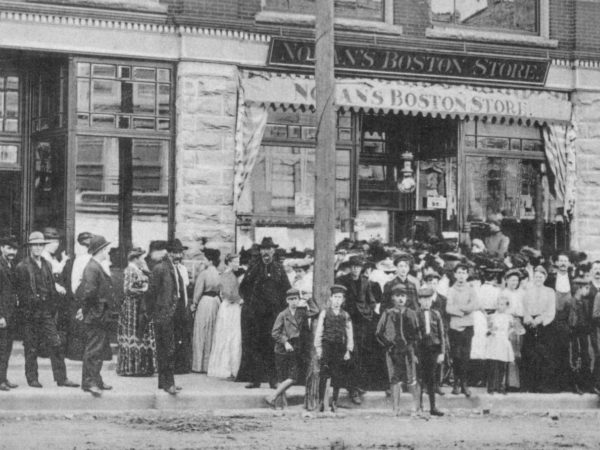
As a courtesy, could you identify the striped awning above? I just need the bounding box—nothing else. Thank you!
[242,70,571,125]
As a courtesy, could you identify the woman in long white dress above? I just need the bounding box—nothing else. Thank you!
[191,248,221,373]
[207,254,243,379]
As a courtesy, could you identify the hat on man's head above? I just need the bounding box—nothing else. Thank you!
[127,247,146,261]
[330,284,347,295]
[348,255,365,267]
[166,239,188,253]
[391,283,407,295]
[286,288,300,299]
[424,271,441,282]
[393,253,413,266]
[148,240,168,252]
[42,227,60,241]
[0,235,18,248]
[258,237,278,249]
[418,286,434,298]
[77,232,94,246]
[376,258,396,273]
[26,231,49,246]
[88,235,111,255]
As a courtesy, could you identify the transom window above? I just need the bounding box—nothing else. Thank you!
[76,62,171,132]
[264,0,385,22]
[0,74,19,133]
[431,0,539,34]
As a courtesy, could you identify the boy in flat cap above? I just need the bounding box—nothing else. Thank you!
[266,287,319,408]
[376,284,420,416]
[314,284,354,412]
[382,254,419,311]
[416,286,445,416]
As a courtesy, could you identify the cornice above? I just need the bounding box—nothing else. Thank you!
[0,6,272,42]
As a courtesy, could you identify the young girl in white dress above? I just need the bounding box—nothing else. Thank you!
[485,294,515,394]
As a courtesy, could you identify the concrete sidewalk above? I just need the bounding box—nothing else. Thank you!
[2,343,600,413]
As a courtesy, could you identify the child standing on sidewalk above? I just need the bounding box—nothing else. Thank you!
[267,288,319,409]
[415,286,445,416]
[376,284,420,416]
[485,294,515,394]
[314,284,353,412]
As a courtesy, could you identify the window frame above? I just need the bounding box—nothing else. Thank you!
[256,0,401,35]
[239,109,355,227]
[426,0,556,48]
[66,56,176,256]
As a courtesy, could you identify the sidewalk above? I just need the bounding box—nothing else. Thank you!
[3,343,599,413]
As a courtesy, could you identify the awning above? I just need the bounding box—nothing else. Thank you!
[242,70,571,125]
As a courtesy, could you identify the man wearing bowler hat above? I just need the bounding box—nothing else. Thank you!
[240,237,291,388]
[16,231,79,388]
[147,238,188,395]
[0,235,19,391]
[77,235,114,397]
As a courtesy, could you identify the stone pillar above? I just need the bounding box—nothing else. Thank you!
[175,62,238,268]
[571,90,600,259]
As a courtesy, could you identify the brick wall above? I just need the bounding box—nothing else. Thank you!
[394,0,430,37]
[575,0,600,53]
[175,62,238,263]
[172,0,260,19]
[550,0,575,51]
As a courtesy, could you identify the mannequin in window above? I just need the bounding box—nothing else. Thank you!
[485,218,510,258]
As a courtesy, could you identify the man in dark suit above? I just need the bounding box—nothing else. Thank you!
[415,286,445,416]
[578,260,600,394]
[239,237,291,389]
[147,239,187,395]
[336,255,378,403]
[77,235,114,397]
[0,236,19,391]
[425,272,449,395]
[16,232,79,388]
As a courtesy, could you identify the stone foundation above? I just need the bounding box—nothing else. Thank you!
[175,61,238,267]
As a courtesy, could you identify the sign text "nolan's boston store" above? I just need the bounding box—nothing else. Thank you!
[269,38,550,86]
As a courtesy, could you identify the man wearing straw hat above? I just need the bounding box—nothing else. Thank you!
[16,231,79,389]
[77,235,114,397]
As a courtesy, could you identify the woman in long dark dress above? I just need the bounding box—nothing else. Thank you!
[116,248,156,376]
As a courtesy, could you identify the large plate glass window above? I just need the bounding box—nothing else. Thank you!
[74,59,173,266]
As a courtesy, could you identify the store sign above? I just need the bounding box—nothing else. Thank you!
[427,196,447,210]
[269,39,550,86]
[243,74,572,123]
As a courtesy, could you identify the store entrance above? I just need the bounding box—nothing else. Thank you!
[357,113,459,244]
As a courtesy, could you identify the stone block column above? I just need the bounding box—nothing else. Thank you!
[175,62,238,268]
[571,90,600,259]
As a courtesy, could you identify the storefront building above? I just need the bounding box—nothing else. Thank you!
[1,0,600,261]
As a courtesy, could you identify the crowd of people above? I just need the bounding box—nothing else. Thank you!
[1,226,600,416]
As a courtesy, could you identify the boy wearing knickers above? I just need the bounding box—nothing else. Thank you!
[314,284,354,412]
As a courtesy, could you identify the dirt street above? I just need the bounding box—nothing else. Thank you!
[1,409,599,449]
